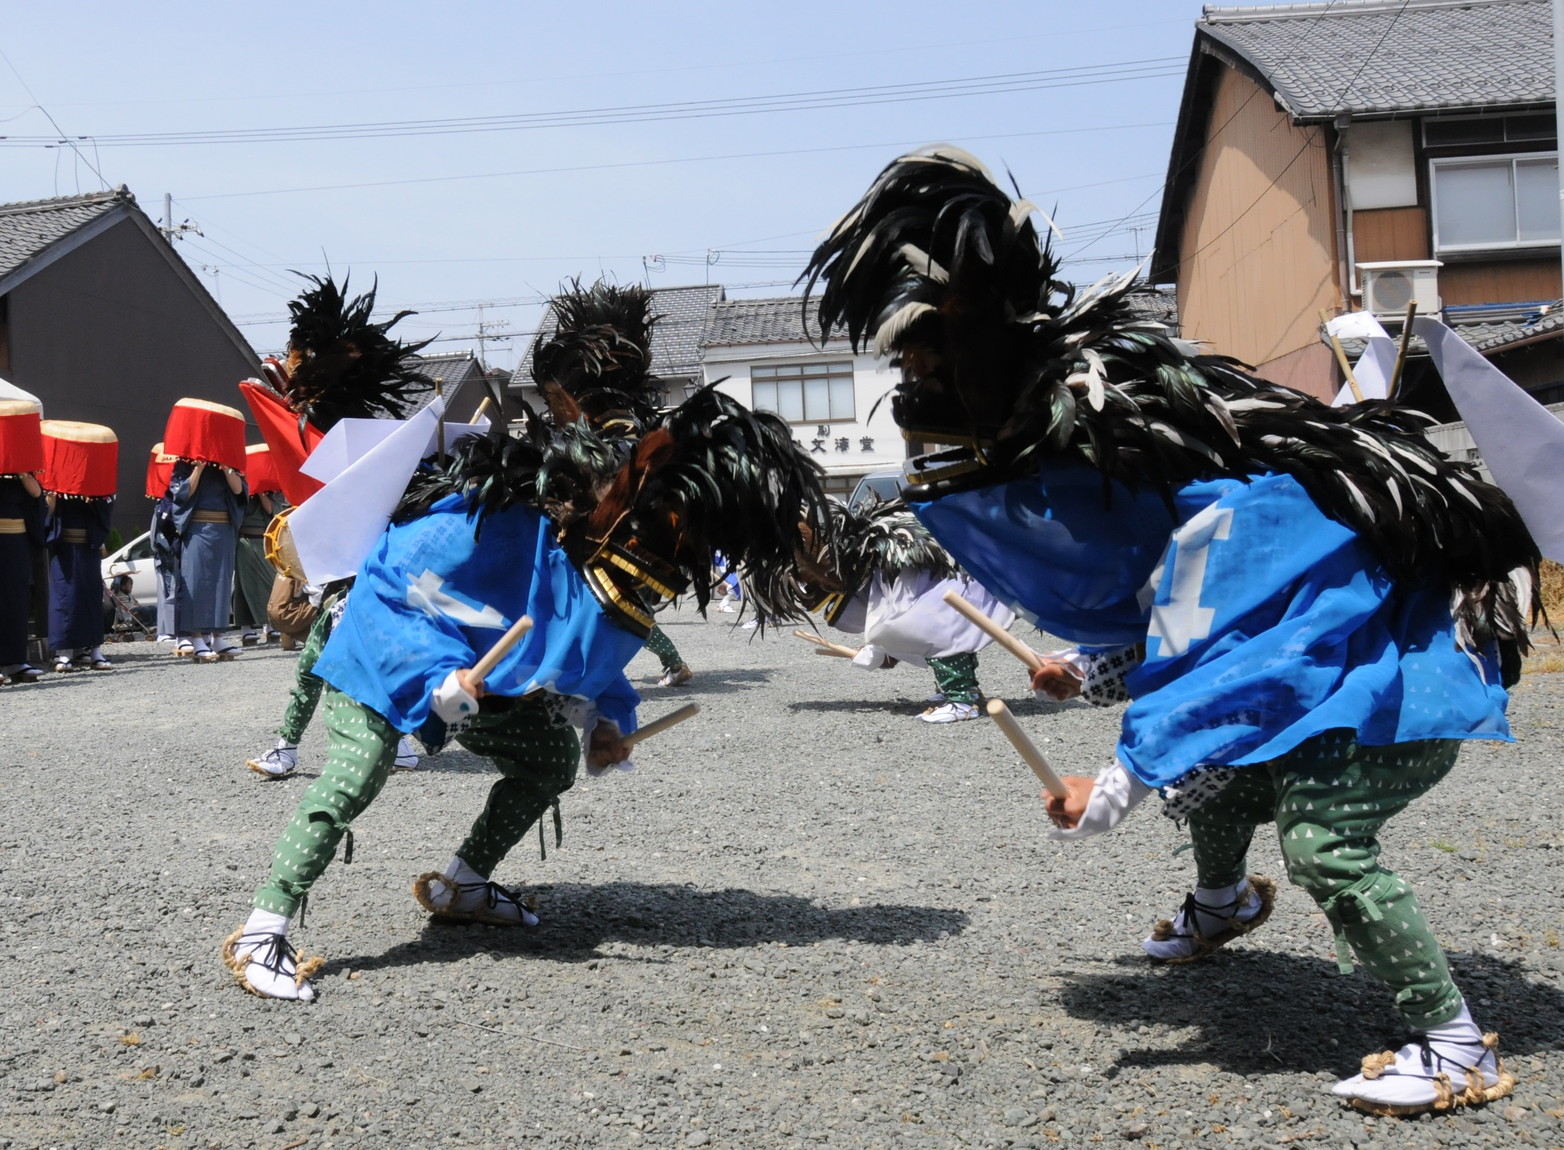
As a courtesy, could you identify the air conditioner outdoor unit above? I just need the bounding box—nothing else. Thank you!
[1357,260,1442,319]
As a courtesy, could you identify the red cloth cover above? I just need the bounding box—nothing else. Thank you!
[163,398,247,471]
[146,442,175,499]
[244,442,283,495]
[238,380,324,505]
[40,420,118,497]
[0,399,45,475]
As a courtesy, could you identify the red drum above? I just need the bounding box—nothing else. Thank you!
[146,442,176,499]
[40,420,118,497]
[244,442,283,495]
[163,397,246,471]
[0,397,45,475]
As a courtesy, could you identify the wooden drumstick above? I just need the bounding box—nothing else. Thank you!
[622,702,701,748]
[985,698,1068,798]
[470,615,534,685]
[793,629,858,659]
[941,590,1044,672]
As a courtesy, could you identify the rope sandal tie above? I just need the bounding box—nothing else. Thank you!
[411,873,539,926]
[1340,1033,1515,1116]
[1145,874,1277,964]
[221,928,326,997]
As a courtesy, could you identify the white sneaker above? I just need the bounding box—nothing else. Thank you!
[412,872,539,926]
[918,701,979,723]
[247,745,298,779]
[1331,1034,1514,1115]
[222,926,321,1001]
[393,737,420,771]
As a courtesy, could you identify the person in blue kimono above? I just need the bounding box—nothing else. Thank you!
[168,459,246,660]
[801,147,1540,1117]
[222,390,830,1002]
[46,492,114,671]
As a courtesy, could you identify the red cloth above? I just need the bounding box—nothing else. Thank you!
[238,380,324,506]
[40,421,118,497]
[0,402,44,474]
[146,443,175,499]
[244,442,283,495]
[163,398,247,471]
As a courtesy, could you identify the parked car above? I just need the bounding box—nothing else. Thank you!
[847,469,903,512]
[102,531,159,612]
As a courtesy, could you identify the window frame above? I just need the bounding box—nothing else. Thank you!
[749,361,857,424]
[1428,150,1561,255]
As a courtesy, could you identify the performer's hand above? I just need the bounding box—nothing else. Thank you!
[455,668,487,699]
[586,723,629,768]
[1030,658,1083,701]
[1043,775,1097,829]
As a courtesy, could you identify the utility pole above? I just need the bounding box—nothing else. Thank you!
[474,303,510,368]
[160,192,202,244]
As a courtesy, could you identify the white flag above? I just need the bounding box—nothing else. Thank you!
[1414,316,1564,563]
[1325,313,1394,406]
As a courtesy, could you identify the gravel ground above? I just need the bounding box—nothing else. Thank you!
[2,606,1562,1150]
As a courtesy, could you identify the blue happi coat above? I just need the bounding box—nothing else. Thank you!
[314,494,643,739]
[911,463,1510,789]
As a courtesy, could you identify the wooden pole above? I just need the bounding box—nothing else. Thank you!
[470,615,533,685]
[985,699,1068,798]
[941,590,1044,672]
[472,395,495,424]
[622,702,700,748]
[793,629,858,659]
[435,378,446,460]
[1387,301,1418,401]
[1320,309,1365,403]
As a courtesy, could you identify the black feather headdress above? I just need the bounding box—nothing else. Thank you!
[567,387,832,631]
[532,280,665,436]
[825,498,957,597]
[273,273,434,431]
[800,146,1540,650]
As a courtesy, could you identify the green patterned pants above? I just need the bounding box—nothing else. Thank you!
[253,688,580,917]
[1185,730,1463,1029]
[928,652,981,704]
[644,623,684,673]
[276,593,339,745]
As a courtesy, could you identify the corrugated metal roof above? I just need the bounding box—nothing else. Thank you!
[1200,0,1551,119]
[0,189,130,284]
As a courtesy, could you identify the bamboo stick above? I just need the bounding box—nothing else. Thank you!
[793,629,859,659]
[622,702,701,748]
[470,615,533,685]
[985,699,1068,798]
[940,590,1044,672]
[1320,309,1365,403]
[1387,301,1418,400]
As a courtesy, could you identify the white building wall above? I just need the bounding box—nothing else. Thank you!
[701,341,906,493]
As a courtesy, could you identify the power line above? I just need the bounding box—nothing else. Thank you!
[0,59,1184,149]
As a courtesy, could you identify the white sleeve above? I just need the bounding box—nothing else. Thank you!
[1045,759,1152,841]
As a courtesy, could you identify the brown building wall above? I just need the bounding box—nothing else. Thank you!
[1352,207,1430,263]
[1174,67,1340,394]
[6,216,256,537]
[1440,260,1561,307]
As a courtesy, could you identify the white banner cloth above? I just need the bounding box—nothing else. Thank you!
[1413,315,1564,562]
[1325,312,1394,406]
[288,401,448,584]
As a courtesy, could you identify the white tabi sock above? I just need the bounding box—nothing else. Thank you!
[447,855,485,883]
[191,636,211,655]
[243,908,290,938]
[1424,1001,1484,1060]
[274,739,298,752]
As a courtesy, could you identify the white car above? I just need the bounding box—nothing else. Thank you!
[848,469,903,512]
[102,531,159,612]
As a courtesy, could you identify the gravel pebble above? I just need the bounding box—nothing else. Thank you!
[1,613,1561,1148]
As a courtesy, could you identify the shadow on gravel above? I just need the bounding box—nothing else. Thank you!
[632,668,774,694]
[1057,948,1564,1080]
[331,880,970,973]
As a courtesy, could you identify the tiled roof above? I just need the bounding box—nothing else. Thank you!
[1200,0,1551,119]
[513,284,726,388]
[401,352,486,416]
[0,188,131,284]
[702,296,823,347]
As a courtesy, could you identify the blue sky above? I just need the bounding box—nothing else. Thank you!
[1,1,1211,370]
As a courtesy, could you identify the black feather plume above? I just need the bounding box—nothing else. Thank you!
[532,280,665,434]
[800,145,1542,649]
[281,273,434,430]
